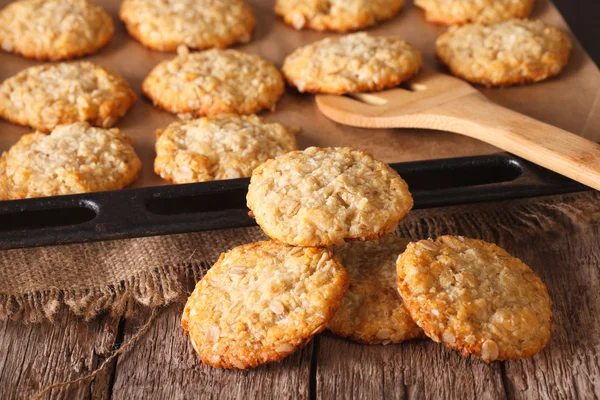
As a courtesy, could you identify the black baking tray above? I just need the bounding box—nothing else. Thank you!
[0,153,589,250]
[0,0,596,251]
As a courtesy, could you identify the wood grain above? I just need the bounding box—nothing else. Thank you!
[0,313,119,399]
[314,196,600,400]
[500,223,600,399]
[316,334,506,399]
[1,194,599,399]
[110,305,313,400]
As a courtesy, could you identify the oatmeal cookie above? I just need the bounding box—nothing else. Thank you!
[436,19,571,87]
[282,33,422,94]
[274,0,403,32]
[0,0,114,60]
[328,234,423,344]
[155,115,297,183]
[142,49,284,117]
[396,236,554,362]
[0,122,142,200]
[181,240,349,369]
[415,0,534,25]
[119,0,255,52]
[0,156,8,201]
[247,147,413,247]
[0,62,136,133]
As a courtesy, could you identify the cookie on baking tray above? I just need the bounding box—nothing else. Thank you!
[0,122,141,200]
[274,0,404,32]
[415,0,534,25]
[181,240,349,369]
[436,19,572,87]
[142,49,284,118]
[247,147,413,247]
[154,114,297,183]
[282,33,422,94]
[396,236,554,362]
[328,234,424,344]
[0,0,114,60]
[119,0,255,52]
[0,62,136,133]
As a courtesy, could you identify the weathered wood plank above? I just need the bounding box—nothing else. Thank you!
[316,333,506,399]
[501,224,600,399]
[4,194,600,400]
[0,313,119,399]
[111,304,313,400]
[316,197,600,400]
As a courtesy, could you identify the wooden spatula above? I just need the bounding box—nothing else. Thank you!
[316,69,600,191]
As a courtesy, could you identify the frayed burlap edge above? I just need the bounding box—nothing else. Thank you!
[1,191,598,323]
[0,262,210,323]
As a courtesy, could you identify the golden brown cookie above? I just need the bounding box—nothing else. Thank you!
[397,236,554,362]
[274,0,404,32]
[247,147,413,247]
[436,19,572,87]
[328,234,423,344]
[181,240,349,369]
[0,156,8,201]
[155,114,297,183]
[0,62,136,133]
[0,122,142,200]
[282,33,422,94]
[0,0,114,61]
[119,0,255,52]
[415,0,534,25]
[142,49,284,118]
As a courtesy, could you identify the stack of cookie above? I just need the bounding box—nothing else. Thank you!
[182,146,554,369]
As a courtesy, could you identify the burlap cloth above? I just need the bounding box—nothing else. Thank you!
[1,191,598,323]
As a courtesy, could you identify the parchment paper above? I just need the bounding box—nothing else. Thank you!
[0,0,598,190]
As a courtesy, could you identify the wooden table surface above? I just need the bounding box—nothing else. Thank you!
[1,191,599,399]
[1,2,599,399]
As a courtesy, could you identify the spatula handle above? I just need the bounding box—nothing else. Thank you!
[437,95,600,191]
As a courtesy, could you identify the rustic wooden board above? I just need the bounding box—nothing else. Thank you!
[500,224,600,398]
[313,199,600,399]
[111,306,313,399]
[1,193,599,399]
[316,334,506,399]
[0,313,119,399]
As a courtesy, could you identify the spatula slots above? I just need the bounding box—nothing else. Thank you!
[317,69,600,191]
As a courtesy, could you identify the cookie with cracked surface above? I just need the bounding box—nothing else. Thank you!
[181,240,349,369]
[282,33,422,94]
[274,0,404,32]
[396,236,554,362]
[436,19,571,87]
[119,0,255,52]
[328,234,423,344]
[154,114,297,183]
[0,122,142,200]
[247,147,413,247]
[415,0,534,25]
[0,0,113,60]
[0,62,136,133]
[142,49,284,117]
